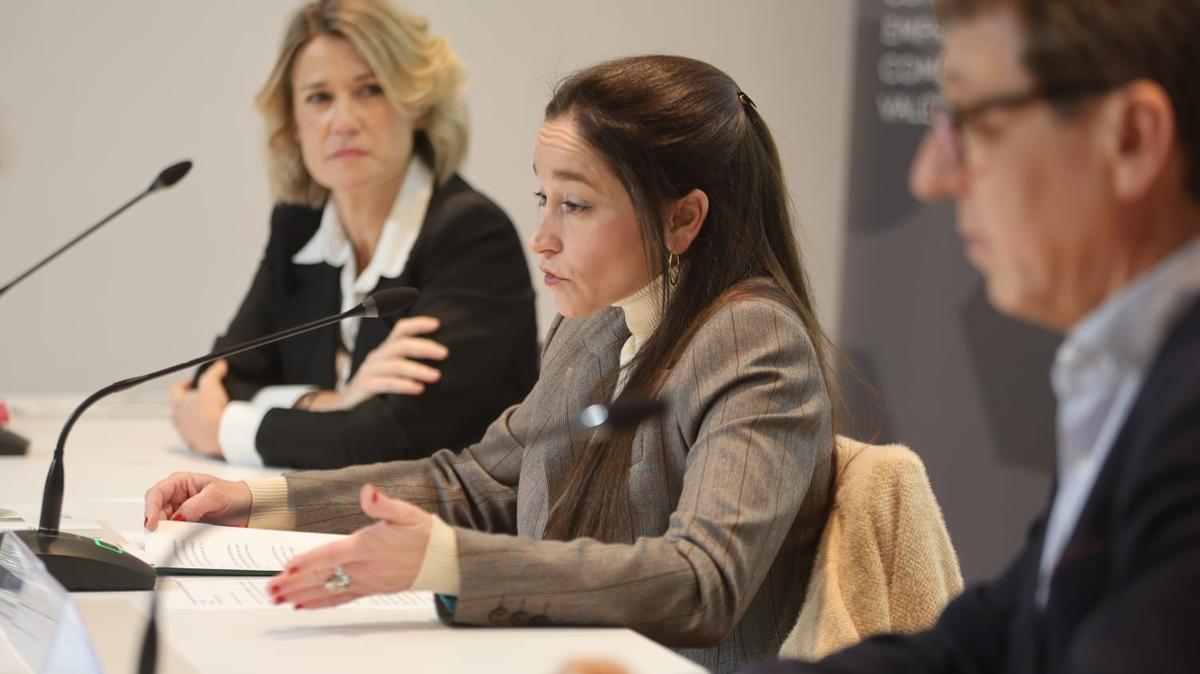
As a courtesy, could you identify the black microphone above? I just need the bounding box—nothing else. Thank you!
[0,427,29,455]
[575,397,667,439]
[0,161,193,457]
[13,286,420,592]
[0,160,193,299]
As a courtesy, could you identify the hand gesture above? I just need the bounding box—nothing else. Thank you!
[266,484,432,609]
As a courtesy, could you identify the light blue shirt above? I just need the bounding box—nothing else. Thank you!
[1037,235,1200,607]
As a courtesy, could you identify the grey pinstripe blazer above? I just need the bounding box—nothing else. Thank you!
[285,289,833,673]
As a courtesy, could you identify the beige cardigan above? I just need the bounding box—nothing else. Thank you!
[780,437,963,660]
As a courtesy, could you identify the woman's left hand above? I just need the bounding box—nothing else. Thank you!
[266,484,432,609]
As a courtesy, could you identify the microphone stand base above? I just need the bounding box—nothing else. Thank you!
[13,529,156,591]
[0,427,29,455]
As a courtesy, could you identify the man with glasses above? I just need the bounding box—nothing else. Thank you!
[744,0,1200,672]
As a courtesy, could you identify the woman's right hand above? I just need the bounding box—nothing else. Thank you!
[143,472,252,531]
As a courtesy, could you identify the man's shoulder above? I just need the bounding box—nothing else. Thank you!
[1141,294,1200,410]
[1111,293,1200,496]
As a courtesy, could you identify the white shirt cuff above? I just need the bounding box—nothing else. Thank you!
[410,515,460,596]
[218,401,266,467]
[250,385,316,409]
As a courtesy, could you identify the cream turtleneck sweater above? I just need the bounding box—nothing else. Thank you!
[611,274,667,397]
[243,275,669,598]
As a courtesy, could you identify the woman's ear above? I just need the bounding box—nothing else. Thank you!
[665,189,709,254]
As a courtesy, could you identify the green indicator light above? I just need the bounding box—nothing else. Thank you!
[93,539,124,555]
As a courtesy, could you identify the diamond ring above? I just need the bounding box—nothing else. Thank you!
[324,565,351,593]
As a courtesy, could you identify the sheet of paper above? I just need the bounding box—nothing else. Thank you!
[0,509,25,533]
[161,577,436,614]
[147,521,345,574]
[0,506,103,534]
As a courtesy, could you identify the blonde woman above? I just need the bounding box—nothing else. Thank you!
[170,0,537,469]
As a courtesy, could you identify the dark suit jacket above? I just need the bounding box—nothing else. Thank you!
[214,174,539,469]
[743,294,1200,673]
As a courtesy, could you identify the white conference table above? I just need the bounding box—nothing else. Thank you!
[0,393,706,674]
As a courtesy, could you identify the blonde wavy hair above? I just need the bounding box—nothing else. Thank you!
[255,0,468,206]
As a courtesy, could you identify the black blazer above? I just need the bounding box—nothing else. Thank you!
[214,174,539,469]
[744,294,1200,674]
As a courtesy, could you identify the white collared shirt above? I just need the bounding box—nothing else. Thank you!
[1036,235,1200,607]
[220,160,434,467]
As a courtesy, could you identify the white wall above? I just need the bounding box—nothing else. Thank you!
[0,1,853,393]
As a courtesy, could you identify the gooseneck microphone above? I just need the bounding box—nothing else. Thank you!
[14,286,420,592]
[0,160,193,458]
[0,160,193,299]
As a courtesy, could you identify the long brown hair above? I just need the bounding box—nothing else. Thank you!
[542,55,839,542]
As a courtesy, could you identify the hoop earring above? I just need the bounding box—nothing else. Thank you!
[667,252,680,287]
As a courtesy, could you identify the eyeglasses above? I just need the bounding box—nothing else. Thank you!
[930,82,1120,166]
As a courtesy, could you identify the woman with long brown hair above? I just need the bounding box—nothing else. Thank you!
[145,54,836,673]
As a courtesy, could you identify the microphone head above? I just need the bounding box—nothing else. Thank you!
[575,397,666,436]
[149,160,193,191]
[362,287,420,318]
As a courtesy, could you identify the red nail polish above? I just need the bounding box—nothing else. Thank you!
[294,603,305,610]
[172,514,185,522]
[372,489,379,503]
[287,565,298,575]
[274,595,285,605]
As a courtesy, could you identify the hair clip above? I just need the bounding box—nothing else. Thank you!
[737,90,757,110]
